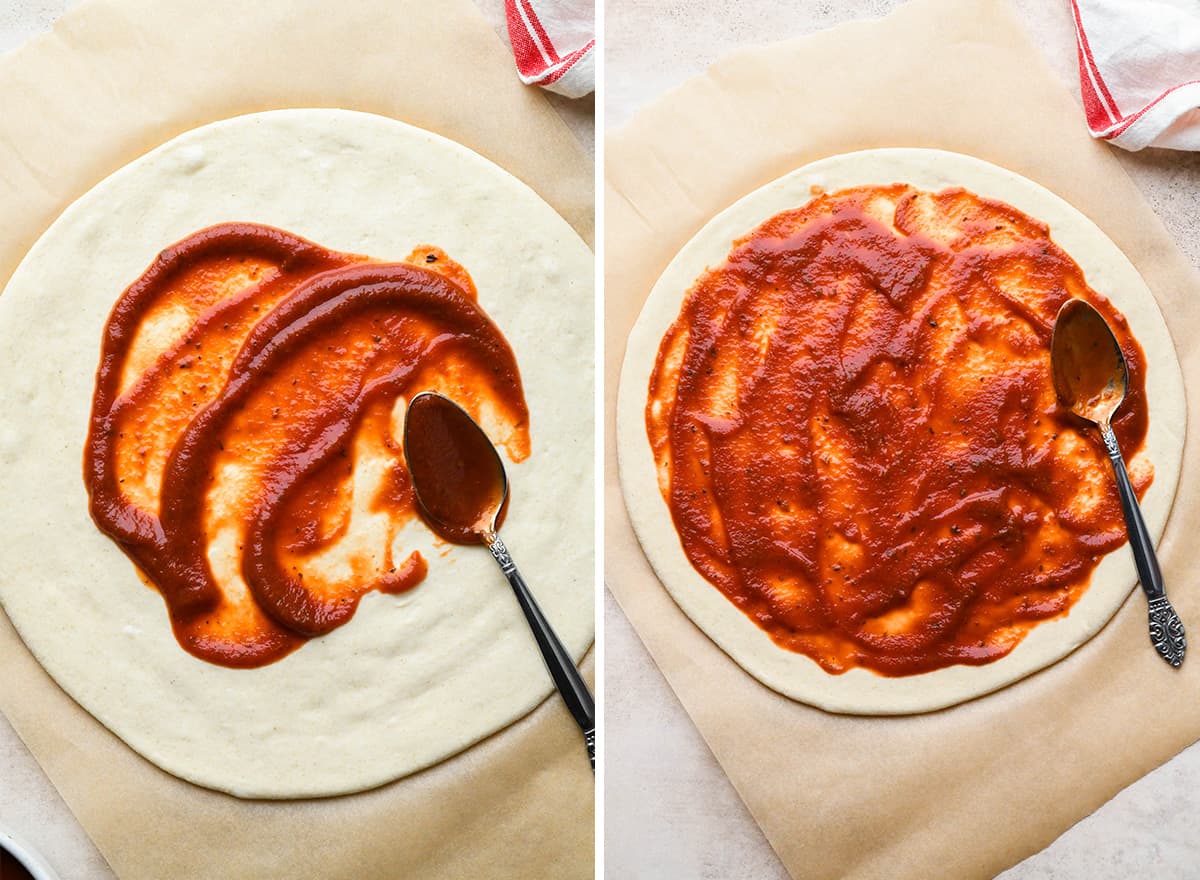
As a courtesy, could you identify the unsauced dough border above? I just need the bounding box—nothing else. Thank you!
[617,148,1185,715]
[0,109,594,796]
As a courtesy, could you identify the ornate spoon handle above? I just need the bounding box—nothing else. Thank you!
[487,535,596,770]
[1102,425,1186,667]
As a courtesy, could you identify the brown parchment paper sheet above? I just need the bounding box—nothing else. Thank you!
[605,0,1200,878]
[0,0,594,877]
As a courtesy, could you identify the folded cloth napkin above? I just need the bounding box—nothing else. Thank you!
[505,0,595,99]
[1071,0,1200,151]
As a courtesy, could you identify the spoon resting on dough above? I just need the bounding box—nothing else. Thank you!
[404,391,596,769]
[1051,298,1185,668]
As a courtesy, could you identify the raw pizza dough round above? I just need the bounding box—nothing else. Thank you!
[0,109,594,796]
[617,148,1185,715]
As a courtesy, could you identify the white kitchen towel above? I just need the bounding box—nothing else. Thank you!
[1071,0,1200,151]
[505,0,594,99]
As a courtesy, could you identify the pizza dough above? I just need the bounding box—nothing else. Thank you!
[617,148,1185,714]
[0,109,594,796]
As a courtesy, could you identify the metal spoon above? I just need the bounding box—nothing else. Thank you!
[1051,299,1185,667]
[403,391,595,769]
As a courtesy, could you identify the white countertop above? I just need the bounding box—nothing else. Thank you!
[0,2,591,878]
[605,1,1200,878]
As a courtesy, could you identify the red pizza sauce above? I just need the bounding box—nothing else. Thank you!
[646,185,1150,676]
[85,223,529,668]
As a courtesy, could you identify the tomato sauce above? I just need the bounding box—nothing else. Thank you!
[85,223,529,667]
[646,185,1150,676]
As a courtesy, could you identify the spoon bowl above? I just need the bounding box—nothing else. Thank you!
[403,390,509,544]
[1051,298,1128,429]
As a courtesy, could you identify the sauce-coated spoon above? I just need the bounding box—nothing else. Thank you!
[403,391,596,769]
[1051,299,1185,667]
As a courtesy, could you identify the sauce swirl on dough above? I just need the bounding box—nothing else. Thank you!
[86,223,528,668]
[646,185,1150,676]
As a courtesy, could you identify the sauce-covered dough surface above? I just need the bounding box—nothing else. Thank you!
[646,184,1149,676]
[618,149,1185,713]
[86,223,528,667]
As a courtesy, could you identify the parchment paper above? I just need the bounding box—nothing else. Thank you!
[605,1,1200,877]
[0,0,594,877]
